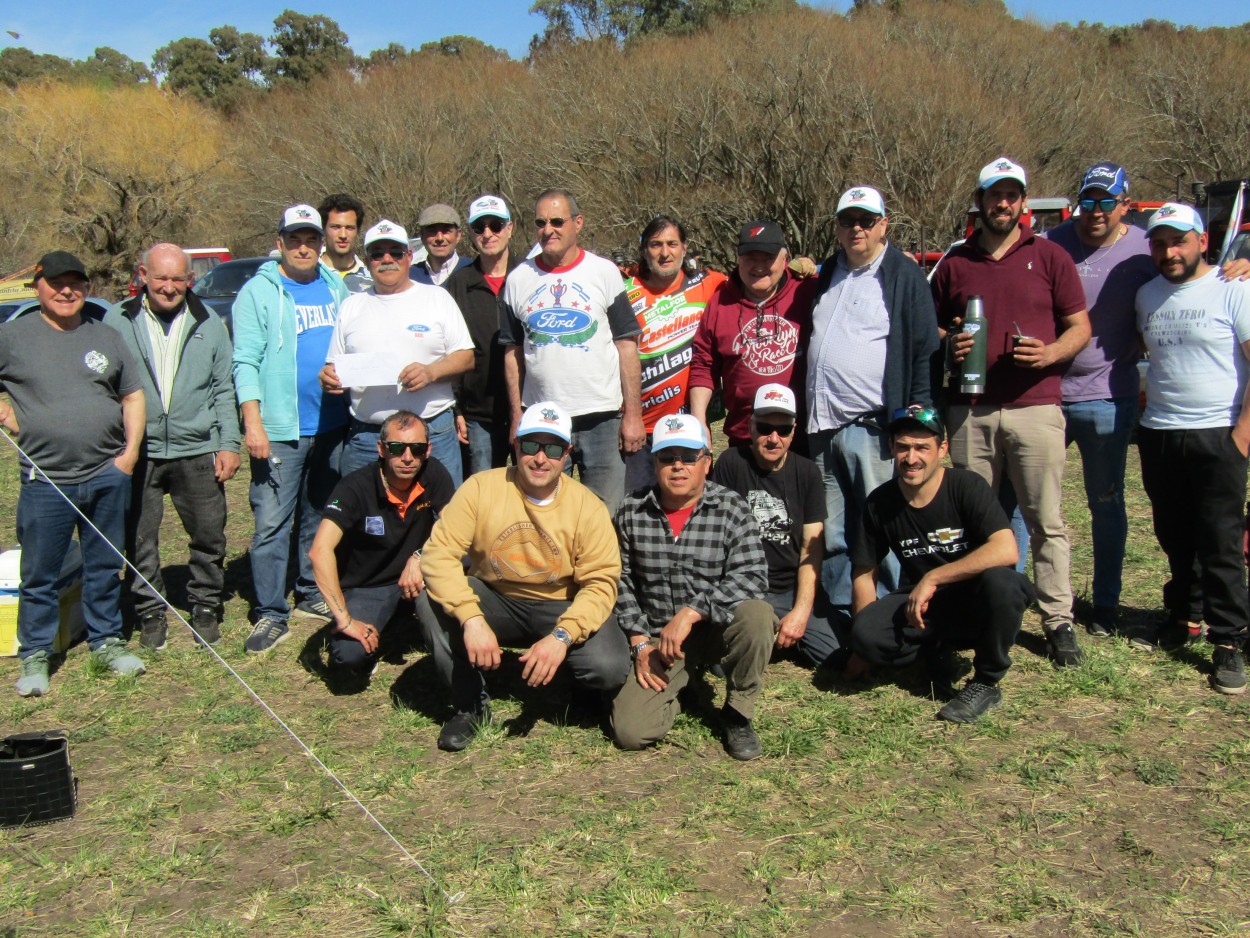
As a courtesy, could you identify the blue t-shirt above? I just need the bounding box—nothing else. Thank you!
[284,274,347,435]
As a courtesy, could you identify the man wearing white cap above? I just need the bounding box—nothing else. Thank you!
[233,204,351,653]
[1136,203,1250,693]
[422,400,629,751]
[931,157,1091,669]
[319,218,474,483]
[411,202,473,286]
[805,185,940,613]
[611,413,775,760]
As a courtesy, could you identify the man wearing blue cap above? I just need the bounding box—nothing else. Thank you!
[1136,203,1250,694]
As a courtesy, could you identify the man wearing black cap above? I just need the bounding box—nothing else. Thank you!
[849,405,1033,722]
[1,251,148,696]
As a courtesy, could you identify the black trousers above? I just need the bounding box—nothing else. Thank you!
[850,567,1033,684]
[1138,426,1249,645]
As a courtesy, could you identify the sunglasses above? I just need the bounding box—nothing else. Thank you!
[381,440,429,458]
[654,448,706,466]
[891,404,943,437]
[836,214,881,230]
[471,218,508,235]
[754,420,794,438]
[1078,197,1123,214]
[519,439,568,459]
[367,247,408,261]
[534,217,568,230]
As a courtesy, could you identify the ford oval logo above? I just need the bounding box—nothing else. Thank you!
[530,310,592,335]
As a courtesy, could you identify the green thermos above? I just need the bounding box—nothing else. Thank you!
[959,295,987,395]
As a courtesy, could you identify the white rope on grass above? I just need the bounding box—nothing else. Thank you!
[1,429,464,905]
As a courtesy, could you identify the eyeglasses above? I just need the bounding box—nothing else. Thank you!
[381,440,429,458]
[471,218,507,235]
[534,217,568,230]
[754,420,794,438]
[890,404,943,437]
[1078,197,1123,214]
[654,448,706,466]
[367,247,408,261]
[836,214,881,230]
[519,439,568,459]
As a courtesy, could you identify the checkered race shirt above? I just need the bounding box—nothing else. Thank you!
[615,480,768,636]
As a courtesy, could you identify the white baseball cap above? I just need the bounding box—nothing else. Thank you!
[835,186,886,217]
[978,157,1028,190]
[652,414,709,452]
[517,401,572,444]
[753,383,797,418]
[1148,202,1204,235]
[468,195,511,224]
[363,219,410,249]
[279,204,323,235]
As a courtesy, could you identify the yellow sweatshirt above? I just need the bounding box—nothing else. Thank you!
[422,468,621,643]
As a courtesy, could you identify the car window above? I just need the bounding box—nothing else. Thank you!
[194,261,263,297]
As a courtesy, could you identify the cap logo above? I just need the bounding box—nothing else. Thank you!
[850,189,866,200]
[378,223,393,233]
[995,160,1012,171]
[764,390,784,400]
[1158,206,1177,218]
[295,208,312,219]
[541,408,559,422]
[664,416,684,430]
[750,226,765,237]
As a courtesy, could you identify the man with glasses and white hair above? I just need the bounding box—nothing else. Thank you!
[611,413,775,760]
[422,400,630,751]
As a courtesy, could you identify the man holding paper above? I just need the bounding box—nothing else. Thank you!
[321,219,475,484]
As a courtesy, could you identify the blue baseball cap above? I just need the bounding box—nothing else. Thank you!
[1080,162,1130,197]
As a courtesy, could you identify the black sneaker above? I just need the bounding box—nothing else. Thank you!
[1046,625,1084,668]
[1129,619,1203,651]
[1212,646,1247,695]
[292,598,332,622]
[191,605,221,646]
[1086,606,1118,638]
[937,680,1002,723]
[921,642,966,699]
[438,707,491,752]
[139,610,168,651]
[721,705,762,761]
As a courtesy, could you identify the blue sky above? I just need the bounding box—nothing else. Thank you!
[2,1,1245,64]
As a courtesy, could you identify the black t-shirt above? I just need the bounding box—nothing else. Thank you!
[712,445,826,593]
[852,468,1008,588]
[322,457,455,590]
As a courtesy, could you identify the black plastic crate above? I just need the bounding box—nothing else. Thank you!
[0,731,77,828]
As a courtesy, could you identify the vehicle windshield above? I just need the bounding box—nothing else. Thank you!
[194,261,263,297]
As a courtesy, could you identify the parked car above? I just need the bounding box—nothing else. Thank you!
[2,297,111,323]
[190,256,269,333]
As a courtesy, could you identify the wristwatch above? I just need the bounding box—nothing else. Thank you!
[630,639,654,661]
[552,626,573,646]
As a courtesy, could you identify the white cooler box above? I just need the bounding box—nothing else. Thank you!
[0,542,86,657]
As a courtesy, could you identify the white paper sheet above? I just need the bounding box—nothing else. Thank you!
[332,352,411,388]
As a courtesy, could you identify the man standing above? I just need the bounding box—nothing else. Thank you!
[320,220,474,483]
[501,188,645,516]
[931,157,1091,668]
[318,193,372,294]
[689,220,816,449]
[104,243,240,649]
[445,195,518,476]
[410,203,473,287]
[713,384,842,668]
[806,186,940,610]
[611,414,776,761]
[422,401,630,752]
[850,405,1033,722]
[1,251,146,696]
[309,410,454,682]
[232,204,350,653]
[1136,203,1250,693]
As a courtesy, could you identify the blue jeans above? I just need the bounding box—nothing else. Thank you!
[464,418,510,477]
[764,589,849,668]
[17,464,131,656]
[248,429,344,622]
[997,480,1030,575]
[1064,397,1135,610]
[564,411,626,517]
[623,441,656,495]
[344,408,462,484]
[810,423,900,607]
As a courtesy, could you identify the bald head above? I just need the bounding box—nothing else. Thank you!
[140,243,193,315]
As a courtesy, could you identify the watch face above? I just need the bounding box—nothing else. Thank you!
[553,627,572,644]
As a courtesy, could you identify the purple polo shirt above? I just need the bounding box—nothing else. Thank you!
[931,223,1086,407]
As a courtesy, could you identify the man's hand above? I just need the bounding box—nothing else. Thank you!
[398,554,424,600]
[455,414,469,445]
[1012,336,1056,369]
[950,330,974,364]
[619,411,645,454]
[658,610,696,665]
[906,575,939,630]
[1232,426,1250,459]
[113,452,139,476]
[0,400,17,435]
[319,362,344,394]
[1222,258,1250,282]
[337,618,380,655]
[775,608,808,649]
[398,362,434,393]
[244,423,270,460]
[518,634,569,687]
[633,643,670,691]
[462,615,502,670]
[215,450,241,482]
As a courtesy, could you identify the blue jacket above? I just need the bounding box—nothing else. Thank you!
[231,259,348,440]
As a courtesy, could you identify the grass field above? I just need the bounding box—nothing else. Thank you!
[2,435,1249,937]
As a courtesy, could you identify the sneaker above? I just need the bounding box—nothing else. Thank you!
[1212,646,1247,695]
[921,642,966,699]
[138,610,168,651]
[191,605,221,646]
[91,637,146,677]
[245,617,290,654]
[438,707,491,752]
[1086,606,1118,638]
[1129,619,1203,651]
[16,650,50,697]
[721,705,762,761]
[292,598,332,622]
[1046,625,1084,668]
[937,680,1002,723]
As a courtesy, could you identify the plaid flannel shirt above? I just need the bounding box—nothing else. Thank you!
[615,480,768,637]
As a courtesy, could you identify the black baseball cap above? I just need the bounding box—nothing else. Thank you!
[32,251,88,283]
[737,219,786,255]
[887,404,945,440]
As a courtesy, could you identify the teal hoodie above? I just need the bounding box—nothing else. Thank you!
[231,259,349,441]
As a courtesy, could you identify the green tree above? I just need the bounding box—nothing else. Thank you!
[153,27,267,108]
[417,35,509,59]
[73,47,152,86]
[0,46,73,88]
[266,10,354,86]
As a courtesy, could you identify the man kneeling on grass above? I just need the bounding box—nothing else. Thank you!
[849,405,1033,722]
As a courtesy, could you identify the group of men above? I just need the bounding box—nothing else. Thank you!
[5,155,1250,760]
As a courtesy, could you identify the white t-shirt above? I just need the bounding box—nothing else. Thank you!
[501,248,639,417]
[1137,268,1250,430]
[328,282,474,423]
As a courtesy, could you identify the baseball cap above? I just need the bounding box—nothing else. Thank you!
[1148,202,1204,235]
[363,219,410,249]
[417,203,461,228]
[32,250,88,283]
[651,414,709,452]
[1079,162,1130,197]
[516,401,572,444]
[468,195,510,224]
[887,404,945,440]
[835,186,886,217]
[978,157,1028,191]
[737,220,786,255]
[279,204,323,235]
[753,383,797,418]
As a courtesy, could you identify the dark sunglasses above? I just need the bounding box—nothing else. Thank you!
[471,218,507,235]
[1078,197,1123,214]
[367,247,408,261]
[754,420,794,438]
[381,440,429,458]
[836,214,881,230]
[519,439,568,459]
[534,216,568,230]
[654,447,706,466]
[891,404,943,437]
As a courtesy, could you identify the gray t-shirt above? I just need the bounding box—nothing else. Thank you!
[0,312,140,483]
